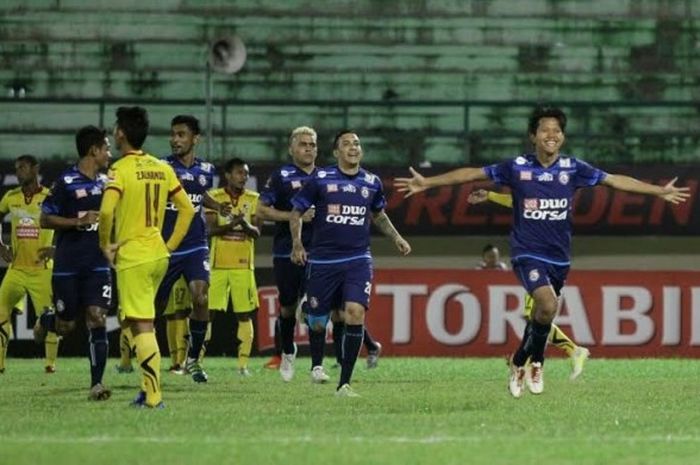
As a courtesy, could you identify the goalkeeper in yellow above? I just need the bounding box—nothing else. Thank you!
[206,158,260,376]
[99,106,194,408]
[0,155,58,374]
[468,189,590,380]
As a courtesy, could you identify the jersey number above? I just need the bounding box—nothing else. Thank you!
[145,183,161,227]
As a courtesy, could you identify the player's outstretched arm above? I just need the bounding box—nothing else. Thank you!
[41,211,100,230]
[289,208,307,265]
[468,189,514,208]
[394,166,489,198]
[166,189,195,251]
[371,210,411,256]
[602,175,691,204]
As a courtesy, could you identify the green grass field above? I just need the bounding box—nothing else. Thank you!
[2,357,700,465]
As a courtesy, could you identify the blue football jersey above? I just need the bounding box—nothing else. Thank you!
[291,165,386,263]
[259,163,317,257]
[160,155,214,253]
[484,154,607,265]
[41,166,109,273]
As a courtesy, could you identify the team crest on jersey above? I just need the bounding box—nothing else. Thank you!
[558,172,570,185]
[318,171,327,179]
[361,187,369,198]
[75,188,87,199]
[520,171,532,181]
[559,158,571,168]
[327,184,338,192]
[528,269,540,282]
[523,198,538,210]
[309,297,319,308]
[291,180,302,189]
[515,156,527,165]
[281,170,290,177]
[342,184,357,193]
[198,174,207,186]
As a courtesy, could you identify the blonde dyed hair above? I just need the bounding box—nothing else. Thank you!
[288,126,317,146]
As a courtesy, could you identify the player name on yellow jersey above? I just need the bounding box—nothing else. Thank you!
[104,152,182,270]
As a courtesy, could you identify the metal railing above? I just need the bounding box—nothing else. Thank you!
[1,97,699,165]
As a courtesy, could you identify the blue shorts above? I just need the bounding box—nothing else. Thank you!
[53,270,112,322]
[303,258,373,317]
[273,257,307,307]
[155,248,210,304]
[512,256,569,296]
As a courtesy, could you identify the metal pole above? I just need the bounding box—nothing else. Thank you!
[205,61,213,158]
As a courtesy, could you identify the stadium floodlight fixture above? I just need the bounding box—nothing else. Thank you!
[205,35,247,158]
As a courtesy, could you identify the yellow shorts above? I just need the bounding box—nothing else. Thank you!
[0,267,52,318]
[523,294,535,320]
[117,258,168,321]
[209,268,259,313]
[163,277,192,316]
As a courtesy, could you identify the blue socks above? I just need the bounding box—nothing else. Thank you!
[187,319,208,359]
[338,324,363,388]
[88,327,108,387]
[279,315,296,355]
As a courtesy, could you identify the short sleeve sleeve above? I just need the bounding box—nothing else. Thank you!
[0,192,10,215]
[574,159,608,188]
[291,177,317,212]
[484,161,513,186]
[259,172,279,206]
[370,178,387,212]
[41,180,66,216]
[166,165,183,198]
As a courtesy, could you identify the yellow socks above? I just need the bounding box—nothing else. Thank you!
[0,318,12,372]
[133,332,162,407]
[237,319,253,370]
[166,318,189,367]
[166,319,178,367]
[174,318,188,367]
[44,331,60,370]
[119,326,134,369]
[548,323,576,357]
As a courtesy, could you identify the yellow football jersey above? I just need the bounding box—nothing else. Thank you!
[0,186,54,270]
[105,151,182,270]
[207,187,258,270]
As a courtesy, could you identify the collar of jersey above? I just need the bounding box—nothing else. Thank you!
[123,150,145,157]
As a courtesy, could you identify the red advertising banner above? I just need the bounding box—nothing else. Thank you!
[257,269,700,358]
[2,161,698,235]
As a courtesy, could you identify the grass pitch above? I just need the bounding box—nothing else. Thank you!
[2,357,699,465]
